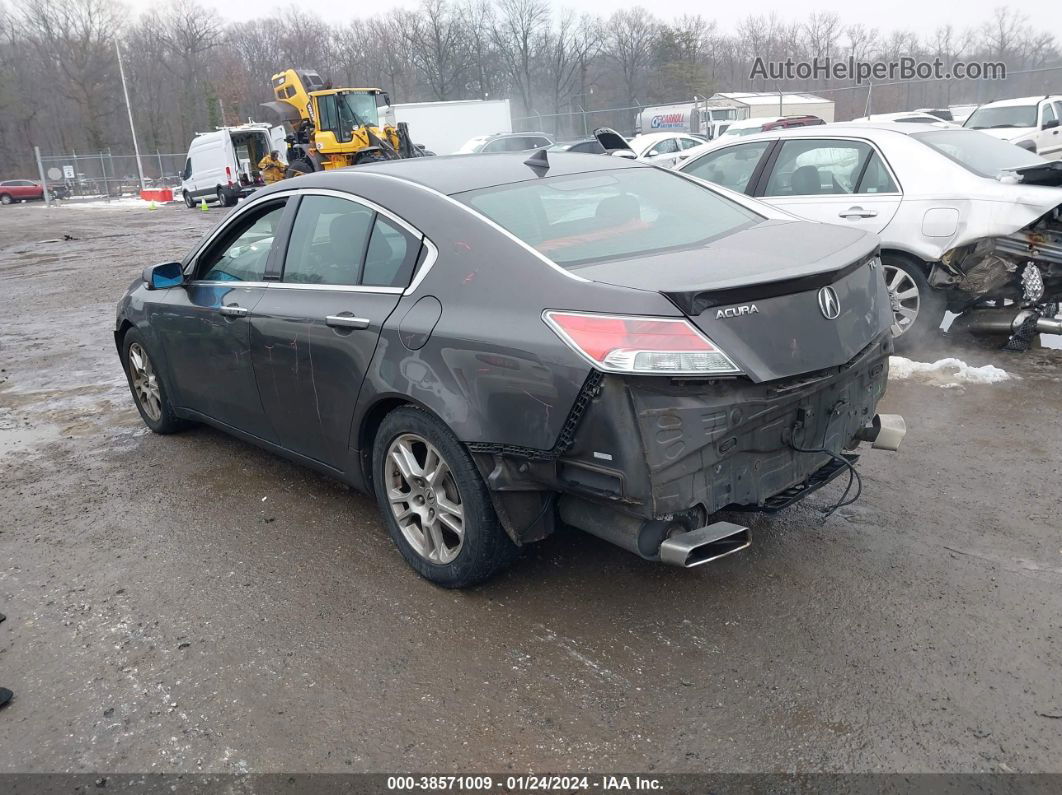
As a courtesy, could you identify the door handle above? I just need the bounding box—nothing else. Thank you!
[219,304,249,318]
[839,206,878,219]
[326,314,370,330]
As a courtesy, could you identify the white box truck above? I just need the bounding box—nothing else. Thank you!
[390,99,512,155]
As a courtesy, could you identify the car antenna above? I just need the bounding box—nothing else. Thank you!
[524,148,550,174]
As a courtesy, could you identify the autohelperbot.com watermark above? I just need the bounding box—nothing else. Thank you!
[750,56,1006,83]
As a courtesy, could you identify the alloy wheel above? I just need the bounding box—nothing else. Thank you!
[883,263,921,337]
[127,342,162,422]
[385,433,465,565]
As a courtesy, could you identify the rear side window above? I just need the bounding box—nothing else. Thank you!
[683,142,771,193]
[856,153,898,193]
[457,168,762,268]
[764,140,873,196]
[362,216,418,287]
[282,195,420,288]
[647,138,679,156]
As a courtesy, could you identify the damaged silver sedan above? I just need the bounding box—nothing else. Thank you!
[677,123,1062,350]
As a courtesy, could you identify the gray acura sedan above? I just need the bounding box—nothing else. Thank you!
[116,152,904,587]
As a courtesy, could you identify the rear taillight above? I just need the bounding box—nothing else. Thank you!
[543,311,742,376]
[225,166,233,186]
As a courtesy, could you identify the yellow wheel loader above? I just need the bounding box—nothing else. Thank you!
[262,68,422,175]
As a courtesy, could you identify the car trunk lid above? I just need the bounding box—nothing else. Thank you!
[573,219,892,382]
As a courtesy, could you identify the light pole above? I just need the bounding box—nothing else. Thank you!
[115,39,146,192]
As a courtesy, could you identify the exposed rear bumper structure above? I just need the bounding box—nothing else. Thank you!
[472,334,900,567]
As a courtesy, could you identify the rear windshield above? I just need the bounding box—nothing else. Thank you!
[455,168,762,268]
[911,129,1045,177]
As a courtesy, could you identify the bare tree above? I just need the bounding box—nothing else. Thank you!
[602,8,658,108]
[156,0,224,142]
[398,0,472,100]
[21,0,124,150]
[491,0,550,114]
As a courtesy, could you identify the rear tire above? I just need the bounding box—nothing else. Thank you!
[122,328,186,434]
[0,194,12,205]
[216,187,236,207]
[882,254,945,353]
[372,407,519,588]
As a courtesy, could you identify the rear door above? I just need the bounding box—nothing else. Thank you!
[250,191,423,469]
[754,138,901,235]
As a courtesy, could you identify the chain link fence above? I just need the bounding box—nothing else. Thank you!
[34,151,186,202]
[513,64,1062,140]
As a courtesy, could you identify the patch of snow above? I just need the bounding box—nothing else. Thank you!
[889,356,1014,387]
[43,198,172,209]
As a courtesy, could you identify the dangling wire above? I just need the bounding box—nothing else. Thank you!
[788,401,863,520]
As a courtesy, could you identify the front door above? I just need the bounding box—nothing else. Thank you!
[250,192,422,469]
[757,138,902,235]
[153,198,291,441]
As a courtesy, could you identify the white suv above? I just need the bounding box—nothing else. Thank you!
[963,96,1062,158]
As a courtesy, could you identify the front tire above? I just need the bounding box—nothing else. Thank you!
[183,190,195,209]
[882,254,945,352]
[122,328,185,434]
[372,407,519,588]
[0,194,12,205]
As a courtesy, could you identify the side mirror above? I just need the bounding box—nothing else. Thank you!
[610,150,637,159]
[143,261,184,290]
[1043,118,1059,130]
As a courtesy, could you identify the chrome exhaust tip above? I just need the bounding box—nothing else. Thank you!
[658,522,751,568]
[856,413,906,451]
[1035,317,1062,335]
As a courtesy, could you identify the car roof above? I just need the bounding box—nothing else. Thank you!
[488,131,551,139]
[294,151,647,196]
[977,96,1061,108]
[631,132,696,144]
[680,121,966,159]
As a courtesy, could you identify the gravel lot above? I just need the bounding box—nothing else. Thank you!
[1,201,1061,774]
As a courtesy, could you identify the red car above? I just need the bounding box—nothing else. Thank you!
[0,179,45,205]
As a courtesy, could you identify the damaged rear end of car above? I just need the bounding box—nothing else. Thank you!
[938,184,1062,346]
[457,164,903,567]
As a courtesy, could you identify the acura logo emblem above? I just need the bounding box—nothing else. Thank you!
[818,286,841,320]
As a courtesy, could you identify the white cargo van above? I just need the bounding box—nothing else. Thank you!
[179,123,286,208]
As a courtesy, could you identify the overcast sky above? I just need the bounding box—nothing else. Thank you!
[125,0,1059,38]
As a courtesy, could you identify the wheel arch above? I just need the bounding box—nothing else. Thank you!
[880,247,932,275]
[114,318,135,354]
[356,395,452,490]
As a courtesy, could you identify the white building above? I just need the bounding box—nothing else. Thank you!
[709,92,835,123]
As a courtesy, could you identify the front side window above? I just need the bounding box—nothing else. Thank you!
[198,202,286,282]
[683,141,771,194]
[1042,103,1057,125]
[764,140,873,196]
[457,168,762,268]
